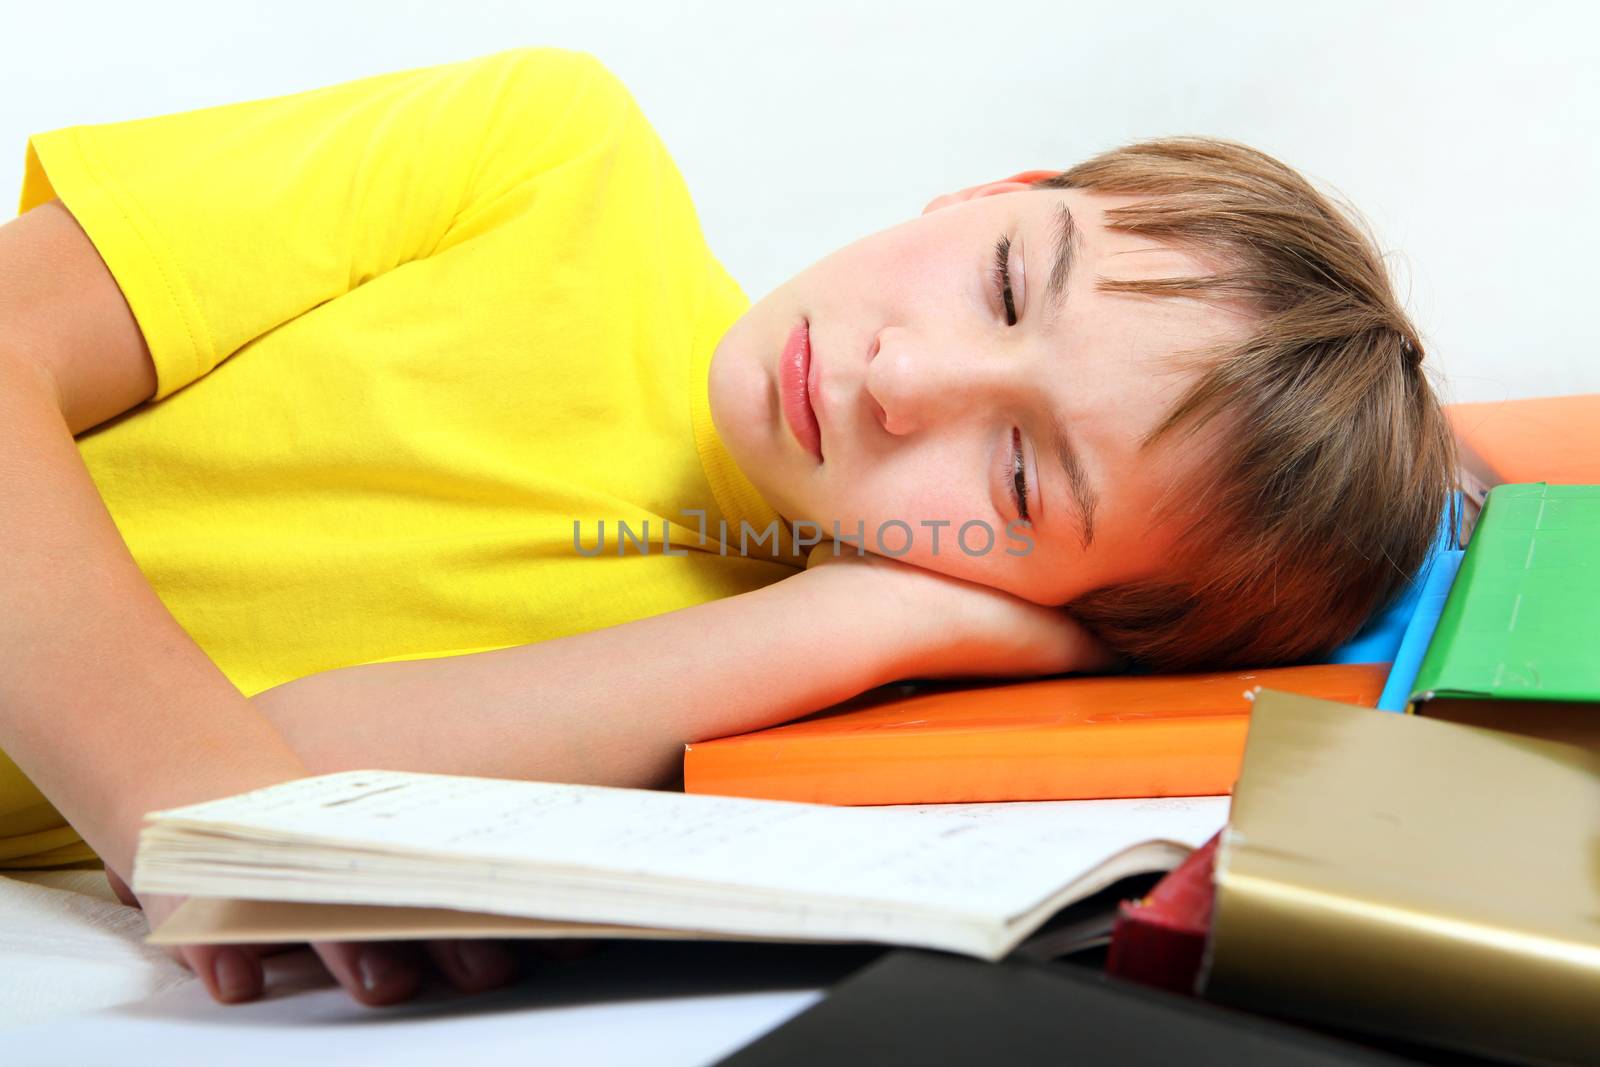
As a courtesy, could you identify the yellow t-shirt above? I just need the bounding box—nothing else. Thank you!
[1,47,809,868]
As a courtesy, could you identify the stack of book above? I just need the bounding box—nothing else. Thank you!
[1108,396,1600,1064]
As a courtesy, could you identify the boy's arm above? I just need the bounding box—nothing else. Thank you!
[2,200,533,1008]
[250,552,1115,790]
[0,201,313,884]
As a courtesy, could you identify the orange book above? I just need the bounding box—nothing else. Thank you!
[1446,393,1600,484]
[682,662,1388,805]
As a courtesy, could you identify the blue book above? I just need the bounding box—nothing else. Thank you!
[1322,571,1427,666]
[1375,547,1464,711]
[1322,493,1465,692]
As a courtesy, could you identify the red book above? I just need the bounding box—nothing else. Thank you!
[1106,829,1222,995]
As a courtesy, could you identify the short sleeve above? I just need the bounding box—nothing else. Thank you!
[17,47,626,401]
[806,540,842,569]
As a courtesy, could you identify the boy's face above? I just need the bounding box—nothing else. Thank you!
[709,181,1245,605]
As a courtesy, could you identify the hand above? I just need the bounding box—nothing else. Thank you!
[805,550,1124,679]
[106,865,594,1006]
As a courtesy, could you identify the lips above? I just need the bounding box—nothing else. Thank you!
[779,320,823,462]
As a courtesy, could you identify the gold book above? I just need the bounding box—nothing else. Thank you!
[1204,690,1600,1066]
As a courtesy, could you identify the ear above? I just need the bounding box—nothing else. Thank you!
[921,170,1062,215]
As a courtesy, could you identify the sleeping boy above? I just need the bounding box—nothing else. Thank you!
[0,47,1454,1006]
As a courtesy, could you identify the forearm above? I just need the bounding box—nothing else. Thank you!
[251,563,926,791]
[0,354,310,876]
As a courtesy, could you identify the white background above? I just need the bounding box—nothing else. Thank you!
[7,0,1597,403]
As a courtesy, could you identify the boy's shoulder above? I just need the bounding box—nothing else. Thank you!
[465,46,637,118]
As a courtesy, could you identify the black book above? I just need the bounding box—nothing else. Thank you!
[714,949,1467,1067]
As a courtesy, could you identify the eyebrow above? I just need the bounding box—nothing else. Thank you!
[1047,409,1099,550]
[1037,203,1098,549]
[1044,202,1079,323]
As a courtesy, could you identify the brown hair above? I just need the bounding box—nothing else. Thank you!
[1035,137,1457,671]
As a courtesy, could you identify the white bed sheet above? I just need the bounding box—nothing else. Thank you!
[0,869,195,1030]
[0,874,849,1065]
[0,868,848,1065]
[2,944,832,1066]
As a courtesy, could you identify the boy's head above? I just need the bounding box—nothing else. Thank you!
[709,136,1456,670]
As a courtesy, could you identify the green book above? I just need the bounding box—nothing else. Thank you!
[1409,482,1600,745]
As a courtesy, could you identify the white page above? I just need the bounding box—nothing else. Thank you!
[140,772,1226,922]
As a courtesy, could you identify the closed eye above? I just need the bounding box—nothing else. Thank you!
[1004,428,1030,524]
[991,235,1018,327]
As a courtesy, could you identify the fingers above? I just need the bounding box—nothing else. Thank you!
[204,946,261,1003]
[423,938,522,993]
[310,938,531,1005]
[1028,609,1120,677]
[175,936,542,1007]
[176,938,425,1006]
[309,939,429,1006]
[1062,618,1128,675]
[183,943,268,1003]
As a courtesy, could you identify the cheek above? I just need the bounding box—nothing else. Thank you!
[706,332,762,449]
[813,227,950,318]
[817,447,995,555]
[875,231,961,309]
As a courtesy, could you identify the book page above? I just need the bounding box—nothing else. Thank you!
[144,772,1227,921]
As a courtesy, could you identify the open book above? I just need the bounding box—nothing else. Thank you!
[132,770,1228,962]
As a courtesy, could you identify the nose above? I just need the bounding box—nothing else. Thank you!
[864,325,1022,436]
